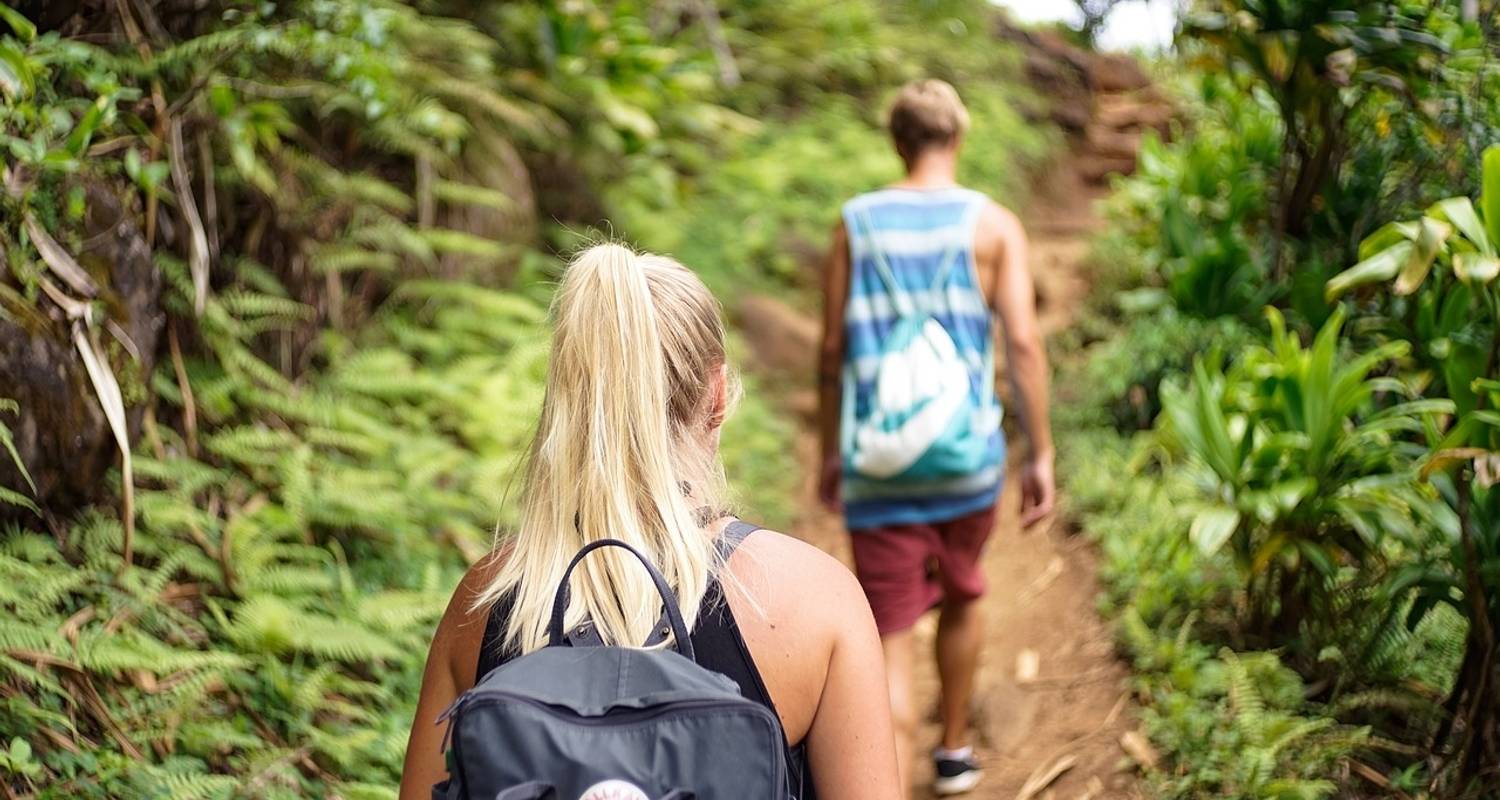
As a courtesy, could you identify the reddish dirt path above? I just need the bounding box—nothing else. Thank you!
[782,157,1142,799]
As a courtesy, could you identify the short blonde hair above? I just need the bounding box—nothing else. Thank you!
[887,79,970,163]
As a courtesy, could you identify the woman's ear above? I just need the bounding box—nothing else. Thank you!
[707,363,728,433]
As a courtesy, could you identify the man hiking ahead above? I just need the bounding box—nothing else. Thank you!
[817,79,1056,797]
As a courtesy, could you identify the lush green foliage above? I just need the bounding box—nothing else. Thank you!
[1324,144,1500,786]
[1329,146,1500,416]
[1108,2,1496,327]
[1156,308,1443,652]
[1099,74,1280,319]
[0,1,1047,796]
[1185,1,1457,241]
[0,272,546,797]
[1075,3,1500,793]
[1059,311,1464,798]
[611,1,1054,302]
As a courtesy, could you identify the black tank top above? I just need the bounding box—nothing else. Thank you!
[473,522,814,798]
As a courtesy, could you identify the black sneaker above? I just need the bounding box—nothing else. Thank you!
[932,749,983,796]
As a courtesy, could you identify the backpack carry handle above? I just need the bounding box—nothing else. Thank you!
[547,539,695,661]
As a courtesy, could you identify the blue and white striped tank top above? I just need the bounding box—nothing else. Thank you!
[839,187,1005,529]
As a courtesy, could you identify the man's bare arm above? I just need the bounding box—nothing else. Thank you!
[816,221,851,508]
[984,204,1055,525]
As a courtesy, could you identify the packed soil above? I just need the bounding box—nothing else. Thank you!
[752,80,1167,798]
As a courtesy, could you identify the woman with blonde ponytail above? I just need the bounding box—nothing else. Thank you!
[402,244,900,799]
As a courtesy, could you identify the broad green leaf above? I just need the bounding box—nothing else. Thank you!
[65,97,107,158]
[1454,252,1500,284]
[1394,217,1451,295]
[1444,343,1489,416]
[1436,282,1475,335]
[1326,241,1412,299]
[0,485,39,514]
[1190,505,1241,555]
[1367,399,1456,422]
[1358,220,1420,261]
[1191,362,1240,483]
[0,6,35,41]
[0,41,32,100]
[1434,197,1491,254]
[1269,478,1316,514]
[1483,145,1500,248]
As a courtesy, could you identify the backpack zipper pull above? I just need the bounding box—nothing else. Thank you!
[435,693,470,754]
[436,693,468,724]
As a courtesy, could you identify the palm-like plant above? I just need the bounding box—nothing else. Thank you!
[1158,306,1446,652]
[1327,143,1500,789]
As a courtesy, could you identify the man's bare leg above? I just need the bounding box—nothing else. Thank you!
[936,596,983,749]
[882,628,918,798]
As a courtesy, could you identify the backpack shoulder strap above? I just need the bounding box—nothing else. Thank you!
[717,519,761,561]
[853,206,916,319]
[564,521,761,650]
[923,195,983,297]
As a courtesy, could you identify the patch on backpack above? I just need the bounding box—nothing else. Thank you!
[578,780,649,800]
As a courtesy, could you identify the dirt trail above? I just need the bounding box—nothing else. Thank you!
[768,84,1169,799]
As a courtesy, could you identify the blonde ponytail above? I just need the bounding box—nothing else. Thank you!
[475,243,734,654]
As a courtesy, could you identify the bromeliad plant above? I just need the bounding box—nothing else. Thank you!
[1156,306,1447,656]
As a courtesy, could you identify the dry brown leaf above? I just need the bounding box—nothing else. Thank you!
[1020,555,1066,603]
[1349,761,1412,799]
[73,322,134,566]
[1119,729,1159,770]
[25,213,98,297]
[1016,754,1077,800]
[1074,776,1104,800]
[37,276,91,321]
[1017,648,1041,683]
[168,117,210,316]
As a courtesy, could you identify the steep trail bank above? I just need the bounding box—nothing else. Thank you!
[743,76,1172,800]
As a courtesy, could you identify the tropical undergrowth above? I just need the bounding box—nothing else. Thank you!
[1061,3,1500,797]
[0,1,1050,797]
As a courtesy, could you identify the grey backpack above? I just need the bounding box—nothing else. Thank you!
[433,536,793,800]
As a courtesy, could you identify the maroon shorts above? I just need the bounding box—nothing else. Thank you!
[849,504,997,635]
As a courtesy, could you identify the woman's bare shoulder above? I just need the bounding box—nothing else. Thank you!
[726,528,867,627]
[734,527,845,570]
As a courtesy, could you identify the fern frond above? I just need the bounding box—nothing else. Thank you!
[432,179,513,210]
[218,290,315,324]
[204,426,301,468]
[308,244,400,274]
